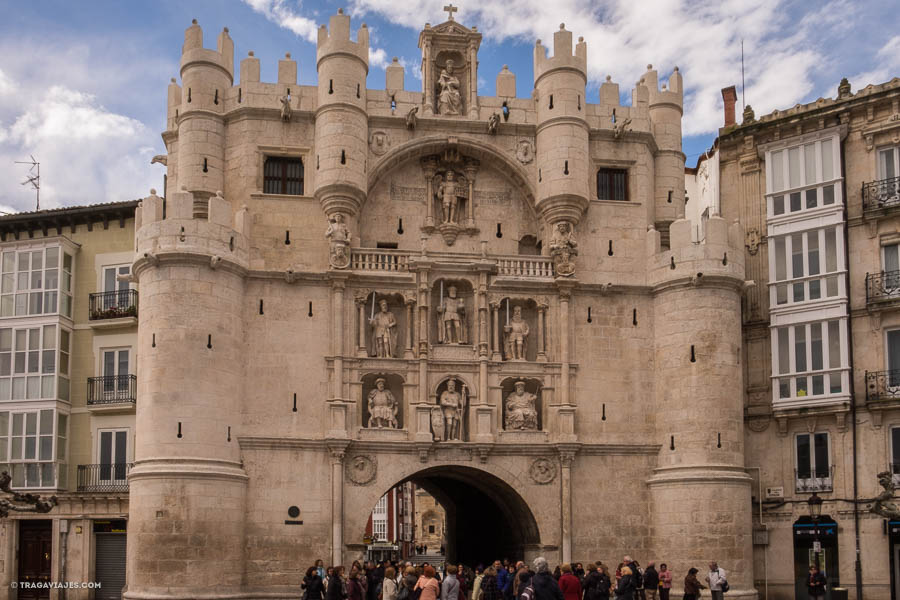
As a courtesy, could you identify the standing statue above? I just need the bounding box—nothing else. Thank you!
[503,305,530,361]
[487,112,500,135]
[367,378,398,429]
[438,285,467,344]
[369,299,398,358]
[549,221,578,277]
[437,60,462,115]
[438,378,467,441]
[430,406,445,442]
[872,471,900,519]
[325,214,351,269]
[437,170,464,224]
[280,93,293,122]
[505,381,539,431]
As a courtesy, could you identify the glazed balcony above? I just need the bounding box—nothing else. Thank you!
[794,466,834,493]
[866,369,900,406]
[76,463,132,493]
[865,270,900,309]
[862,176,900,216]
[88,289,138,329]
[87,374,137,413]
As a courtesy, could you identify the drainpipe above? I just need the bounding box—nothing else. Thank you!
[747,467,768,600]
[839,135,863,600]
[59,519,68,600]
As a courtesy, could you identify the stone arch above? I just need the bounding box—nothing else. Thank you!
[368,135,537,213]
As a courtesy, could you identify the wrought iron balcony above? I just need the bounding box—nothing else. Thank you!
[866,369,900,404]
[866,270,900,306]
[87,374,137,405]
[77,463,132,493]
[794,466,834,493]
[89,289,138,320]
[863,176,900,212]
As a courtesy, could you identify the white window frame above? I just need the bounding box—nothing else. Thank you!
[771,318,850,407]
[890,426,900,485]
[372,517,388,541]
[795,431,833,492]
[96,427,130,484]
[0,408,65,489]
[97,346,133,401]
[878,145,899,180]
[0,323,70,403]
[765,132,842,221]
[769,225,846,308]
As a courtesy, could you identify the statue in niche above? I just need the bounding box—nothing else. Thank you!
[280,93,293,122]
[438,170,465,224]
[503,304,530,361]
[505,381,538,431]
[369,298,398,358]
[549,221,578,277]
[326,214,351,269]
[437,60,463,116]
[437,378,467,441]
[438,285,468,344]
[367,378,398,429]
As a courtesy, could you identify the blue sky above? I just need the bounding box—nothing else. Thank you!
[0,0,898,212]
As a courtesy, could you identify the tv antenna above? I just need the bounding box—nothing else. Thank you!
[15,156,40,211]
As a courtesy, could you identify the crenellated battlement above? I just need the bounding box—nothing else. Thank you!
[646,216,746,287]
[640,64,683,111]
[533,24,587,84]
[316,9,369,71]
[180,19,234,83]
[134,189,250,274]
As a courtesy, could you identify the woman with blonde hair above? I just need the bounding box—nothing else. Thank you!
[615,566,635,600]
[382,566,398,600]
[415,565,441,600]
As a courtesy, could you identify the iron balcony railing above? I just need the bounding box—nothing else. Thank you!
[866,369,900,403]
[87,374,137,405]
[863,176,900,211]
[794,466,835,493]
[89,289,138,320]
[866,270,900,305]
[77,463,132,492]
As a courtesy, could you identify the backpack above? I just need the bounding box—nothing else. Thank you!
[717,571,729,594]
[519,585,534,600]
[398,586,410,600]
[632,568,643,589]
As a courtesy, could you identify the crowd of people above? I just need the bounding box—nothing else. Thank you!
[300,556,732,600]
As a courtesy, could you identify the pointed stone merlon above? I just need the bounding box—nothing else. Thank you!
[278,53,297,85]
[241,51,260,84]
[166,77,182,127]
[180,20,234,82]
[386,57,404,95]
[317,9,369,70]
[599,76,619,106]
[496,65,516,98]
[642,64,683,110]
[533,24,587,83]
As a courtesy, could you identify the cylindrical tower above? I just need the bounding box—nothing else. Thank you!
[648,217,755,599]
[177,20,233,215]
[126,189,250,597]
[646,65,685,226]
[315,8,369,233]
[533,25,589,234]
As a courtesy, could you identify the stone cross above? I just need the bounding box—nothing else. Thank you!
[443,4,458,20]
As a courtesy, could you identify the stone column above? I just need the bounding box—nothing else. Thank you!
[332,277,347,400]
[559,448,575,564]
[536,297,548,362]
[329,444,348,566]
[422,157,438,230]
[356,291,368,357]
[404,292,416,359]
[467,42,479,118]
[464,160,479,231]
[490,300,501,361]
[423,41,433,116]
[557,283,573,405]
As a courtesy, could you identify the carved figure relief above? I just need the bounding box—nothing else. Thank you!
[435,378,467,441]
[549,222,578,277]
[280,93,293,122]
[325,214,351,269]
[745,228,761,255]
[369,130,390,156]
[505,381,538,431]
[438,170,465,224]
[346,455,377,485]
[529,458,556,484]
[437,60,463,115]
[487,112,500,135]
[369,299,398,358]
[406,106,418,129]
[503,305,530,361]
[516,140,534,165]
[430,406,445,442]
[366,378,398,428]
[437,284,468,344]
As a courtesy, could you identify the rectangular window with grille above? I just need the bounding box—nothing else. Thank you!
[597,168,628,201]
[263,156,304,195]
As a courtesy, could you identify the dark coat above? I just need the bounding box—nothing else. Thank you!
[304,575,326,600]
[327,577,346,600]
[683,575,704,596]
[582,571,605,600]
[532,572,564,600]
[482,575,501,600]
[614,574,634,600]
[642,567,659,591]
[807,571,827,597]
[349,578,365,600]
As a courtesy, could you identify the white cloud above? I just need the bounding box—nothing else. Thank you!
[849,36,900,91]
[0,69,16,96]
[244,0,320,43]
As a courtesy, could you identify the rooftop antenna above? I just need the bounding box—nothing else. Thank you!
[15,156,40,211]
[741,39,746,110]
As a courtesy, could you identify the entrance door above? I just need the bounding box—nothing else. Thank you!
[18,520,51,600]
[98,430,128,486]
[95,532,127,599]
[102,349,130,401]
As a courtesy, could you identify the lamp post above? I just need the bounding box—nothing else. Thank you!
[808,492,824,570]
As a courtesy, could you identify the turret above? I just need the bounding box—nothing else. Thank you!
[643,65,685,226]
[176,20,234,212]
[532,25,589,239]
[315,8,369,233]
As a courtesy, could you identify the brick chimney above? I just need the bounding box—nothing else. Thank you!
[721,86,737,127]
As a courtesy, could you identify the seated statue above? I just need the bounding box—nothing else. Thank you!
[367,378,398,429]
[505,381,538,431]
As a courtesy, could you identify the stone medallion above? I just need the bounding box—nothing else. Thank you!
[369,130,391,156]
[346,455,377,485]
[529,457,556,484]
[516,140,534,165]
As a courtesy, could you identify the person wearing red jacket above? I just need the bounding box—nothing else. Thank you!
[557,564,581,600]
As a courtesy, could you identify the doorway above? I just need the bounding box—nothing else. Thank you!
[18,520,52,600]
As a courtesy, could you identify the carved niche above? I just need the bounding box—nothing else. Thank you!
[361,373,404,430]
[419,14,482,118]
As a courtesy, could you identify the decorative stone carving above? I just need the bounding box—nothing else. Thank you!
[367,378,398,428]
[436,378,467,441]
[406,106,418,129]
[280,93,293,122]
[369,299,398,358]
[487,112,500,135]
[503,305,530,361]
[745,228,760,255]
[871,471,900,519]
[326,214,351,269]
[438,285,468,344]
[505,381,538,431]
[516,140,534,165]
[747,418,770,433]
[369,130,390,156]
[0,471,57,517]
[150,154,168,166]
[430,406,445,441]
[345,455,377,485]
[437,60,463,115]
[613,117,632,140]
[549,222,578,277]
[529,458,556,484]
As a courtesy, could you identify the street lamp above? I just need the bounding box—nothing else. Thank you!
[808,492,824,570]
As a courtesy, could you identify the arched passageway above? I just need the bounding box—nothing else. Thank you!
[376,465,541,566]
